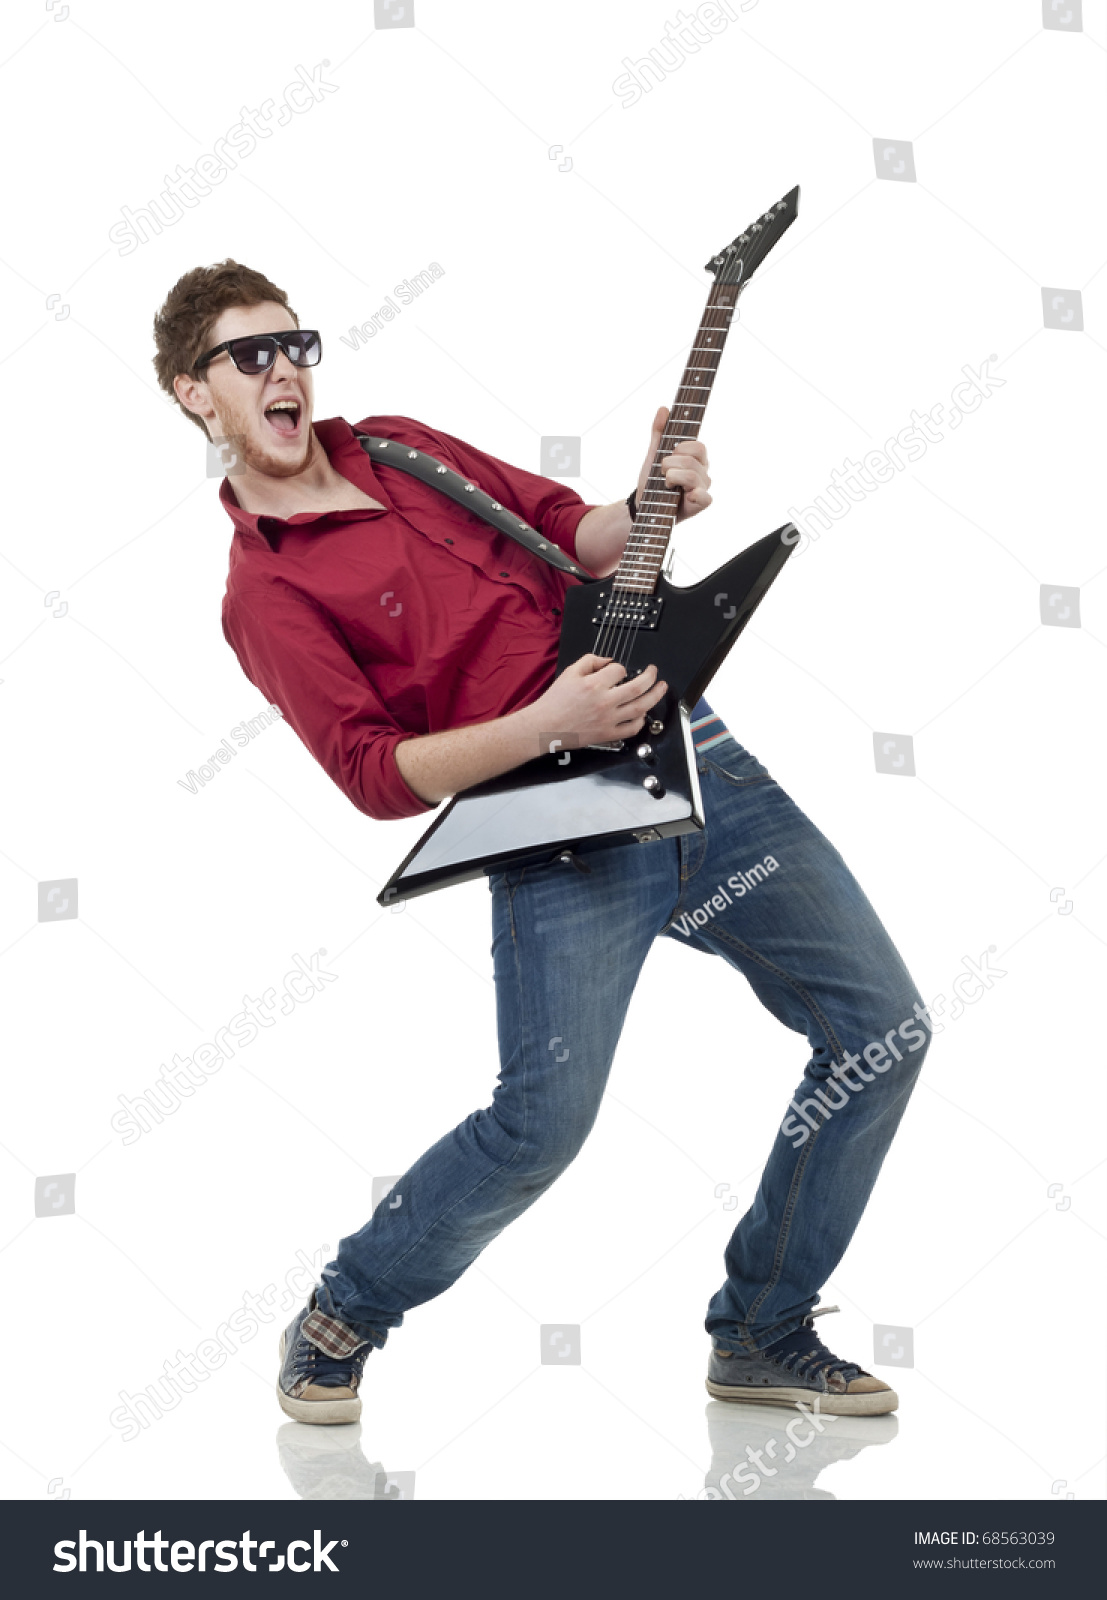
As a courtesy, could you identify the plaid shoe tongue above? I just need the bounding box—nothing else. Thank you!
[302,1308,367,1359]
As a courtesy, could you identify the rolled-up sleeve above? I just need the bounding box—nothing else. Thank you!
[414,423,597,568]
[221,579,436,822]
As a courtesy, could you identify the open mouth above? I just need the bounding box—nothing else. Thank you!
[263,399,302,439]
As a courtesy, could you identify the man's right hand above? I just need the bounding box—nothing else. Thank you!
[520,654,669,751]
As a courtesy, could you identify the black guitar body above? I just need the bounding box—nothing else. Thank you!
[378,522,795,904]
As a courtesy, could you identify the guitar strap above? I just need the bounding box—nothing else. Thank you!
[353,432,594,582]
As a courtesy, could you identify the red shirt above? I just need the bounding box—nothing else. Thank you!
[220,415,598,821]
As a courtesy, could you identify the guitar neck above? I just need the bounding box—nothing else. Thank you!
[614,278,740,595]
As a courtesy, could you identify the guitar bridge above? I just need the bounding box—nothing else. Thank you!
[590,591,663,630]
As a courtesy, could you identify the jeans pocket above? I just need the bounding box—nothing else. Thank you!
[702,739,772,787]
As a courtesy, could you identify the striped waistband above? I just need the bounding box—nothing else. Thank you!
[691,712,735,754]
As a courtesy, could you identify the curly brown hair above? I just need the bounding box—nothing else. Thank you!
[152,260,299,435]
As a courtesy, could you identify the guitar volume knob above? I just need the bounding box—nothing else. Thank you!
[648,719,664,735]
[643,775,665,799]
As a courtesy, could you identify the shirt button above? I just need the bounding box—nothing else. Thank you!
[552,606,562,615]
[444,538,454,544]
[499,571,509,578]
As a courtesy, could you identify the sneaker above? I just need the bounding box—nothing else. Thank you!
[705,1306,898,1417]
[277,1297,373,1425]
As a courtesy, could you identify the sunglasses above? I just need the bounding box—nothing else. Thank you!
[195,329,322,376]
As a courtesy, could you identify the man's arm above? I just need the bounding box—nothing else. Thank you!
[574,499,634,579]
[393,705,547,805]
[396,656,669,804]
[222,581,437,823]
[224,578,667,815]
[404,408,710,583]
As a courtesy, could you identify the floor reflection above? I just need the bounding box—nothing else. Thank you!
[278,1399,897,1500]
[699,1400,899,1500]
[277,1422,413,1500]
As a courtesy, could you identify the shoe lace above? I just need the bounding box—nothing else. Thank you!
[292,1337,369,1389]
[767,1306,864,1385]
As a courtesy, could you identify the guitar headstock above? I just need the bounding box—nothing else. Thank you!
[705,185,800,289]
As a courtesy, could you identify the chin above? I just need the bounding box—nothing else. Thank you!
[250,428,313,476]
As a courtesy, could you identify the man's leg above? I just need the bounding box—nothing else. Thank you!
[313,839,680,1348]
[662,730,930,1354]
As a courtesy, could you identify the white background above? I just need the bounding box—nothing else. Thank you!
[0,0,1104,1502]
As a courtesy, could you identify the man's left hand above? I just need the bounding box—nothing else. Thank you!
[636,405,711,524]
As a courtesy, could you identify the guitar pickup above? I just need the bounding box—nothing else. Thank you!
[590,592,664,630]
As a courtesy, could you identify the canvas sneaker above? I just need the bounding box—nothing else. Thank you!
[277,1296,373,1425]
[705,1306,898,1417]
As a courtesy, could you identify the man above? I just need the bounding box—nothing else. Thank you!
[157,259,928,1429]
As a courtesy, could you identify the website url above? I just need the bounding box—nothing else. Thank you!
[913,1557,1056,1569]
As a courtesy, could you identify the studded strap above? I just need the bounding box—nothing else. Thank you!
[353,433,592,581]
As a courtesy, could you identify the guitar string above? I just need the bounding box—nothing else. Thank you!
[592,204,787,701]
[589,251,755,680]
[592,296,727,688]
[588,309,725,735]
[593,206,783,674]
[591,288,731,667]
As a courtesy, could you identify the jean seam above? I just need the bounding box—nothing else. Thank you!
[704,924,843,1338]
[680,761,772,895]
[745,1111,827,1332]
[719,1312,808,1357]
[704,766,774,791]
[710,925,848,1064]
[679,818,709,887]
[660,833,708,932]
[655,838,692,935]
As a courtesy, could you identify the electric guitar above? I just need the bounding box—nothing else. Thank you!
[379,186,801,906]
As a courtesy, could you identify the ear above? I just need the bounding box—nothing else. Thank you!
[173,371,216,426]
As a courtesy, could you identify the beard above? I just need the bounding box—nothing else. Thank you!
[214,395,315,479]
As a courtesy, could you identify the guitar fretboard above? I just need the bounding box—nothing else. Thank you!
[613,281,740,594]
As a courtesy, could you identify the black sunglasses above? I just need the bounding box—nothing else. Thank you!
[195,329,322,376]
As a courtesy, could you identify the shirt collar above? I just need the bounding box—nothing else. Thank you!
[218,415,390,550]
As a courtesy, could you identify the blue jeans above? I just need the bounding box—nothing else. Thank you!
[316,706,929,1354]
